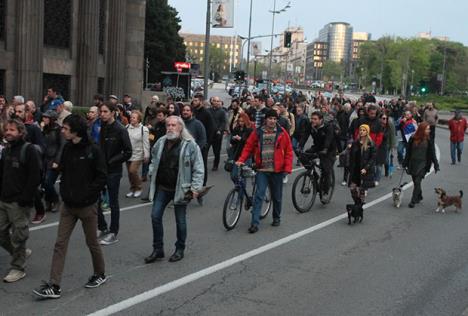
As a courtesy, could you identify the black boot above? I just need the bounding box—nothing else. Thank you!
[144,249,165,264]
[169,249,184,262]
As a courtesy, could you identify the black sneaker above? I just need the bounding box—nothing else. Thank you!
[85,274,107,288]
[33,281,61,299]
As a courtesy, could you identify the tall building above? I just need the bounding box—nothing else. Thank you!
[416,32,449,42]
[350,32,371,78]
[180,33,241,73]
[0,0,146,106]
[305,41,328,80]
[318,22,353,64]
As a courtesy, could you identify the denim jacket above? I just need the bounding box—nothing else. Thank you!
[148,136,204,205]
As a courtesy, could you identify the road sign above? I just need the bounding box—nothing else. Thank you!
[174,62,191,70]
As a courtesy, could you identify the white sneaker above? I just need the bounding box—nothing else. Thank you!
[375,181,379,187]
[26,248,32,258]
[341,181,347,186]
[283,175,288,184]
[3,269,26,283]
[133,190,142,198]
[99,233,118,246]
[126,192,134,198]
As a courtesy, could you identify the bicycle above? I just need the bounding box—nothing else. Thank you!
[291,150,335,213]
[222,165,272,230]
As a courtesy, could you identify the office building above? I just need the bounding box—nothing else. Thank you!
[0,0,146,106]
[318,22,353,64]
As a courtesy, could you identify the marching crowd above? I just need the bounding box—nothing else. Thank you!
[0,85,466,299]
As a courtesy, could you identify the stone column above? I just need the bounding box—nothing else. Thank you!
[125,0,146,104]
[76,0,99,107]
[106,0,127,99]
[15,0,44,103]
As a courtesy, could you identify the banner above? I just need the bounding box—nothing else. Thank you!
[251,41,262,56]
[212,0,234,28]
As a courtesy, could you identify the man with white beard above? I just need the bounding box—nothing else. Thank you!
[144,116,204,263]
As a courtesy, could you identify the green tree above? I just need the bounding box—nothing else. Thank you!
[322,60,344,81]
[209,45,228,80]
[145,0,186,83]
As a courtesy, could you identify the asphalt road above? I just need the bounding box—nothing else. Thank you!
[1,88,468,315]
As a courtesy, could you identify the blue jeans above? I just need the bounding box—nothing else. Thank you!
[397,141,407,166]
[251,172,283,226]
[151,189,187,251]
[451,141,464,163]
[97,172,122,234]
[43,168,59,203]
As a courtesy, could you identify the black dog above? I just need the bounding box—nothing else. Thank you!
[346,203,364,225]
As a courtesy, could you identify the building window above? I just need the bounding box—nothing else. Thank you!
[216,43,220,48]
[189,42,193,46]
[97,77,104,94]
[98,0,106,54]
[43,73,71,100]
[0,69,5,95]
[44,0,72,48]
[0,0,5,41]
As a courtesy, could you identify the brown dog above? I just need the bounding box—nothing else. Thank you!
[434,188,463,213]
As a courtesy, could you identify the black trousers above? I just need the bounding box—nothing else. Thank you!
[208,133,223,169]
[201,146,209,186]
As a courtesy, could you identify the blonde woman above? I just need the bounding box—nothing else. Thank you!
[126,111,150,198]
[348,124,376,203]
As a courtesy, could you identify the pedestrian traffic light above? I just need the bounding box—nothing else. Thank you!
[284,31,292,48]
[234,70,245,82]
[419,81,428,95]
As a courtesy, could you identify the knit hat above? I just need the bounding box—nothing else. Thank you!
[42,110,58,120]
[359,124,370,135]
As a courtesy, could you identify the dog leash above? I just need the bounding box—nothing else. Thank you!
[397,168,405,187]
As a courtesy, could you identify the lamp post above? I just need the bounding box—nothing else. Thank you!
[203,0,211,100]
[267,0,291,93]
[245,0,254,84]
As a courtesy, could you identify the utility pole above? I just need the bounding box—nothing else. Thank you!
[267,0,277,93]
[145,57,149,89]
[203,0,211,100]
[245,0,254,85]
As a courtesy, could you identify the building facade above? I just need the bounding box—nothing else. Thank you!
[318,22,353,64]
[350,32,371,78]
[180,33,241,74]
[305,41,328,80]
[0,0,146,106]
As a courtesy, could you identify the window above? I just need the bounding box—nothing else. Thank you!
[44,0,72,48]
[0,69,5,95]
[98,0,106,54]
[216,43,220,48]
[43,73,71,100]
[0,0,5,40]
[189,42,193,46]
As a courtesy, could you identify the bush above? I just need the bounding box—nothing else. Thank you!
[410,95,468,111]
[72,106,89,118]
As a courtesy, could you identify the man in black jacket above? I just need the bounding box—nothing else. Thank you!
[0,119,42,283]
[33,114,108,299]
[192,94,214,188]
[208,96,227,171]
[301,112,336,203]
[97,102,132,245]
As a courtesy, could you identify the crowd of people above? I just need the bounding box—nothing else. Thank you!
[0,85,465,300]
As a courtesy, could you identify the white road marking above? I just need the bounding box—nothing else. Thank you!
[88,146,439,315]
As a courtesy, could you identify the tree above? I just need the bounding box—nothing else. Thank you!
[209,45,228,80]
[322,61,344,81]
[145,0,186,83]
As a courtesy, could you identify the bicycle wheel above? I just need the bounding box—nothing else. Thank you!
[222,188,243,230]
[292,171,317,213]
[320,169,335,205]
[260,185,272,219]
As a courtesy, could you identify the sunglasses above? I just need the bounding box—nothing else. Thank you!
[381,117,388,120]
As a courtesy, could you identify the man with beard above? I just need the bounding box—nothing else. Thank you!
[144,116,204,263]
[181,104,207,150]
[0,119,41,282]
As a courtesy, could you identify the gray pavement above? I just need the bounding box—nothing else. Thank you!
[1,87,468,315]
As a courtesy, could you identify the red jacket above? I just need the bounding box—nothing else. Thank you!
[448,117,467,142]
[238,125,293,173]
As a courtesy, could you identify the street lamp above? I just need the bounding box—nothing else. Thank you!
[267,0,291,93]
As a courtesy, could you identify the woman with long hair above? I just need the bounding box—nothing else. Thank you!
[228,112,253,182]
[375,111,396,183]
[348,124,376,204]
[403,122,439,208]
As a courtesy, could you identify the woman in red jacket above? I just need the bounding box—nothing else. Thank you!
[236,109,293,234]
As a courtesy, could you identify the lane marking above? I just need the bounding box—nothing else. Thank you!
[88,146,439,315]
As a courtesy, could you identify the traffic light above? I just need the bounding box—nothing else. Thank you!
[419,81,428,95]
[284,31,292,48]
[234,70,245,82]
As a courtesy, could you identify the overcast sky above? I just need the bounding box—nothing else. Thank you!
[168,0,468,50]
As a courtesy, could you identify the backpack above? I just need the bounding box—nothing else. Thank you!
[19,142,43,171]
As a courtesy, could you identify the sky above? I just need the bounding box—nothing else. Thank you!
[168,0,468,52]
